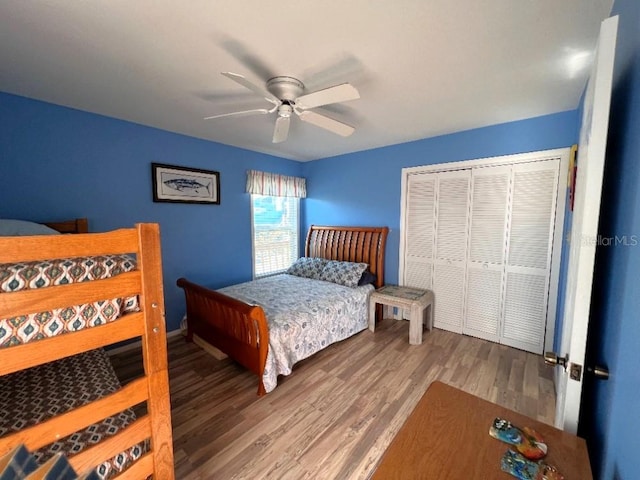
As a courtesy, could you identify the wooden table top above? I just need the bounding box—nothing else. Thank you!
[371,381,592,480]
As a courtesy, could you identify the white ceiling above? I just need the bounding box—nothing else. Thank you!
[0,1,613,162]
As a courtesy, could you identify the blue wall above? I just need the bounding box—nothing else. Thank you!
[301,111,579,285]
[0,92,302,331]
[2,10,638,475]
[580,2,640,478]
[0,91,579,336]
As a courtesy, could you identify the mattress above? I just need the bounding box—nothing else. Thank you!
[219,273,374,392]
[0,255,139,348]
[0,348,145,479]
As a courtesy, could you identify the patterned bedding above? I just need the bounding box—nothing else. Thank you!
[0,255,138,347]
[0,349,144,479]
[0,255,144,478]
[219,274,374,392]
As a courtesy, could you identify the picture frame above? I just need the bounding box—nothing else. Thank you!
[152,163,220,204]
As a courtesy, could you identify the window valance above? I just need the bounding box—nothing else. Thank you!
[246,170,307,198]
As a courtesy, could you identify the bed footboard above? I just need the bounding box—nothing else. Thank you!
[176,278,269,396]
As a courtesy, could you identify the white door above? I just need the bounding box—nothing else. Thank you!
[502,159,560,354]
[463,165,510,342]
[403,173,436,290]
[432,169,470,333]
[554,15,618,433]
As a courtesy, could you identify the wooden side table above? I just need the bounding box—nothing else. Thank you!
[369,285,434,345]
[371,381,592,479]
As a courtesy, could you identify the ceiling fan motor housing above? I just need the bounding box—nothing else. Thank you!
[266,76,304,101]
[208,71,358,142]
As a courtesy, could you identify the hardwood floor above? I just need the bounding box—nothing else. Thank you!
[110,318,556,479]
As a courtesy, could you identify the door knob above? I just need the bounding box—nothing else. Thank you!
[587,365,609,380]
[544,351,568,368]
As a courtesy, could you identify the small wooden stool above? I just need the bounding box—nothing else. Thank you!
[369,285,434,345]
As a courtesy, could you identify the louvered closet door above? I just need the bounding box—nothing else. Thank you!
[463,166,510,342]
[432,170,470,333]
[403,173,436,290]
[502,159,560,354]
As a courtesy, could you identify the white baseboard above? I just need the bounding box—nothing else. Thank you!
[106,328,183,356]
[167,328,183,339]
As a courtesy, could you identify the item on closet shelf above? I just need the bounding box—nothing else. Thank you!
[500,449,564,480]
[490,418,548,460]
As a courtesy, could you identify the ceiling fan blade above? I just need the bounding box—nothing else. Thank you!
[204,108,270,120]
[298,110,355,137]
[295,83,360,110]
[272,115,290,143]
[221,72,279,104]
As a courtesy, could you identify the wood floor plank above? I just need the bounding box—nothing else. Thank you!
[112,318,556,479]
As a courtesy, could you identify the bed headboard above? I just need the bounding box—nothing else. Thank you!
[305,225,389,289]
[44,218,89,234]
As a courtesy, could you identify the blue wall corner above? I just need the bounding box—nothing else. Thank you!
[0,92,302,331]
[301,111,579,287]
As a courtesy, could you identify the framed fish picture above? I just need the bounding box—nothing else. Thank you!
[152,163,220,204]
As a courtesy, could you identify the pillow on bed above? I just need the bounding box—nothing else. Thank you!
[319,260,369,288]
[358,269,377,287]
[287,257,328,280]
[0,219,60,236]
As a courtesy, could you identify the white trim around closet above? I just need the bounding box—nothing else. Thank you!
[399,147,570,353]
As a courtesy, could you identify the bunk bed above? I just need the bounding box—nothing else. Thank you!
[177,225,388,396]
[0,219,174,479]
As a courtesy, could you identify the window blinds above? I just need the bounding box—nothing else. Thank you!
[247,170,303,278]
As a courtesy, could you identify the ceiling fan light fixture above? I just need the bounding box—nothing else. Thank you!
[207,72,360,142]
[278,104,293,118]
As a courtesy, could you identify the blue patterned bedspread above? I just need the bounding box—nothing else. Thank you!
[219,274,373,393]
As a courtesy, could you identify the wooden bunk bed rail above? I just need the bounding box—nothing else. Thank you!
[177,225,389,396]
[0,223,174,479]
[0,271,141,321]
[0,313,144,376]
[0,228,139,264]
[0,377,149,452]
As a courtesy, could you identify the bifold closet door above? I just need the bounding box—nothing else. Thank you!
[400,153,564,354]
[463,166,510,342]
[403,173,436,291]
[501,159,560,354]
[432,170,470,334]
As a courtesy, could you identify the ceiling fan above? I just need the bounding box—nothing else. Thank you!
[205,72,360,143]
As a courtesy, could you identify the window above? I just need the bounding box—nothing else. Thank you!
[251,194,299,278]
[246,169,305,278]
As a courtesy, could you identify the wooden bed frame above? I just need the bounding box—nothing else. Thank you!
[44,217,89,234]
[0,219,174,478]
[177,225,389,396]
